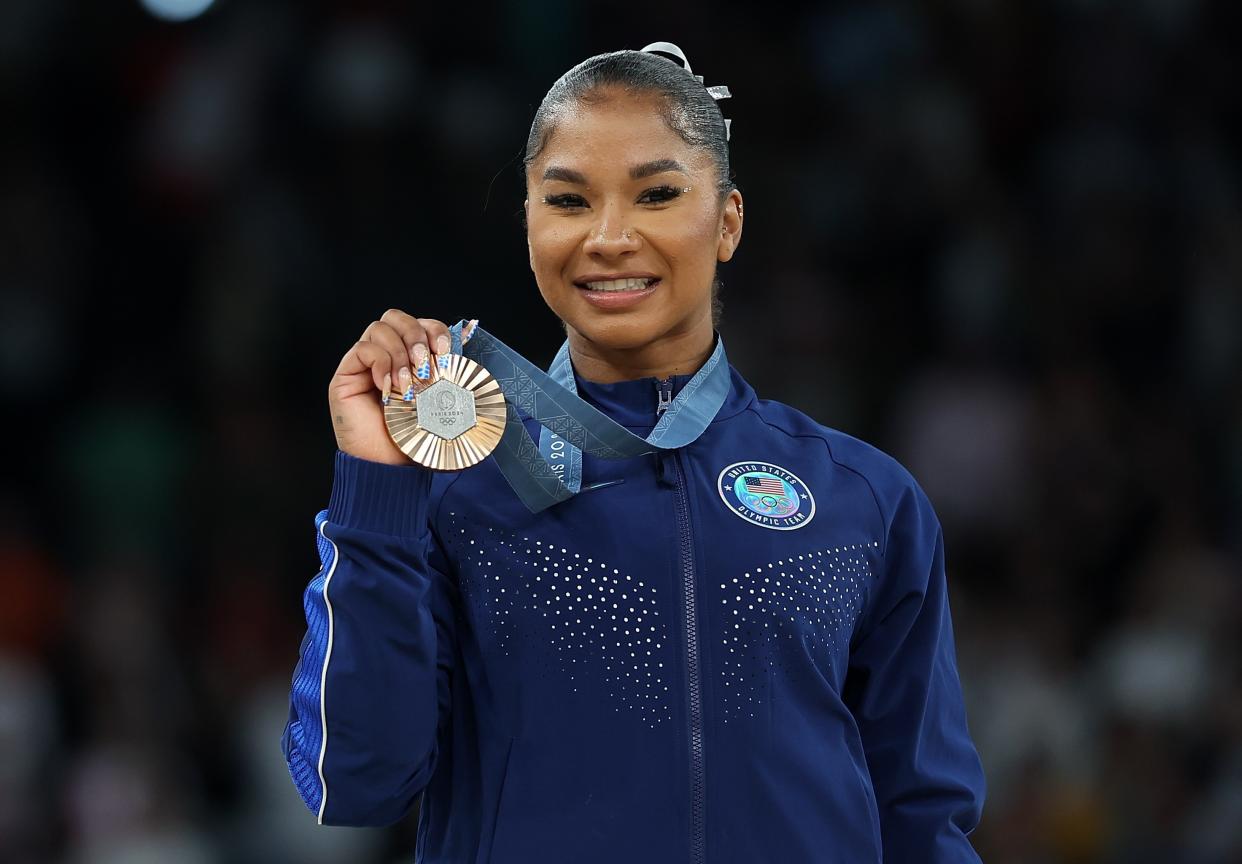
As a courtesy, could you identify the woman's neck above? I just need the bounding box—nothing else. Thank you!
[567,325,715,384]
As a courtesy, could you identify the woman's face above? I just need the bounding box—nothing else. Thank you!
[524,88,743,354]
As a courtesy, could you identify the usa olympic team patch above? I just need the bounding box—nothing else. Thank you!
[717,461,815,530]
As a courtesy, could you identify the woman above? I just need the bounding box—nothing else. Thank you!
[283,43,986,863]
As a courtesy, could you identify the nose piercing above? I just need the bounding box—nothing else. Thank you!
[595,224,635,241]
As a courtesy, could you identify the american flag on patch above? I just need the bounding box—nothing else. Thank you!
[744,475,786,496]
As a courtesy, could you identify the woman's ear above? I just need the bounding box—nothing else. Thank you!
[717,189,743,263]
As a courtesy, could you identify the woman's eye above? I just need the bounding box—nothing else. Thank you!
[542,193,587,209]
[542,186,682,209]
[637,185,682,205]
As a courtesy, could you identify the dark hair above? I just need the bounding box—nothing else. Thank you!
[524,48,734,197]
[524,48,736,323]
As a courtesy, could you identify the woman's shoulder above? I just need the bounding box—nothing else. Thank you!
[741,394,929,518]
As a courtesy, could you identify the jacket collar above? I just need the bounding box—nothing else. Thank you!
[574,364,756,431]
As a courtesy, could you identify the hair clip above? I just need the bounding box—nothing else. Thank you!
[640,41,732,142]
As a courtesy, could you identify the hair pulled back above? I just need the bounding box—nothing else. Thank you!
[524,48,734,198]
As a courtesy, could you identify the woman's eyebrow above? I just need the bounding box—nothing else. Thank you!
[630,158,687,179]
[542,165,587,184]
[541,159,688,184]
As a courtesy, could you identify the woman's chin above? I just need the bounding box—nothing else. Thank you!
[566,315,668,352]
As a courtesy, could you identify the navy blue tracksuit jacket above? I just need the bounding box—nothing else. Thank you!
[282,362,986,862]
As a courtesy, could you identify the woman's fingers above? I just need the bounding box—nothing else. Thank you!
[334,339,394,396]
[416,317,454,374]
[343,311,460,406]
[363,319,420,401]
[381,309,439,385]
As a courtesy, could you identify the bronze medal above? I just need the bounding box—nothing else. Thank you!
[385,353,506,471]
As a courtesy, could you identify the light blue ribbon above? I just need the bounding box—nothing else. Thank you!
[448,322,731,513]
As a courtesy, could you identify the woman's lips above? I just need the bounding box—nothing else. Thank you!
[575,278,661,310]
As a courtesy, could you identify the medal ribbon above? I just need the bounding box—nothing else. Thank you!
[448,321,731,513]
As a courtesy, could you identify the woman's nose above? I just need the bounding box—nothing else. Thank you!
[582,215,640,257]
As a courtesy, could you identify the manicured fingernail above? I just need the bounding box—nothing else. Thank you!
[416,359,431,379]
[412,342,429,367]
[437,354,450,371]
[436,334,450,355]
[398,366,413,400]
[381,372,391,405]
[462,319,478,344]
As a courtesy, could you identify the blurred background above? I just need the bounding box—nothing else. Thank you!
[3,0,1241,862]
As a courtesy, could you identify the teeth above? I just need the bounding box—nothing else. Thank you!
[583,278,655,292]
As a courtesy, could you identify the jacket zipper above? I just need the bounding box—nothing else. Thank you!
[657,377,674,415]
[658,378,706,864]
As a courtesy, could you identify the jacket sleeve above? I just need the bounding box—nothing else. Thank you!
[281,450,458,826]
[843,480,986,862]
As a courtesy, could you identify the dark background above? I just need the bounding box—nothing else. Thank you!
[3,1,1241,862]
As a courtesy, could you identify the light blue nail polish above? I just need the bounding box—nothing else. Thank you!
[403,384,414,401]
[416,361,431,379]
[437,355,450,370]
[382,394,390,406]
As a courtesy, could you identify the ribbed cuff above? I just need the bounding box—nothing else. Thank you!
[327,450,432,537]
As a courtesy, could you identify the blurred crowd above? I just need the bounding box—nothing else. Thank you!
[2,1,1240,862]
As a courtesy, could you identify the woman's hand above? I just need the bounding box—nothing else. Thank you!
[328,310,452,466]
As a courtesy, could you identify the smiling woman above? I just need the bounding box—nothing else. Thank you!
[525,88,741,380]
[283,41,987,864]
[522,48,743,382]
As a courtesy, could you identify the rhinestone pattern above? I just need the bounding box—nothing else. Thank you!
[717,542,879,722]
[449,515,673,727]
[446,516,880,730]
